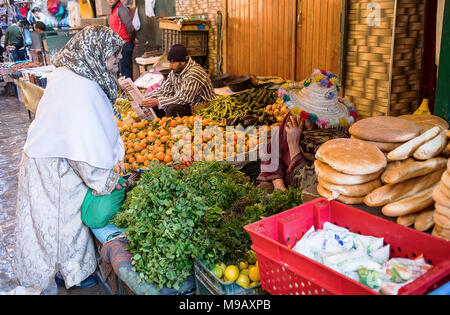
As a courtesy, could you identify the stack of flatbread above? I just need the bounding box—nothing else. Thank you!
[431,155,450,241]
[363,115,450,233]
[315,138,387,204]
[349,116,422,155]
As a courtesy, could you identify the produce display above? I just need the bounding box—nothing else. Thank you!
[118,116,261,174]
[264,101,290,125]
[10,61,42,73]
[114,97,132,113]
[199,87,278,125]
[111,161,303,290]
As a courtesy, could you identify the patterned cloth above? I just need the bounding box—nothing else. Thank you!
[14,154,119,290]
[53,25,124,117]
[144,57,216,111]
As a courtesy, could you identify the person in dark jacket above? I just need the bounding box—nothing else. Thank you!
[107,0,136,79]
[5,20,28,61]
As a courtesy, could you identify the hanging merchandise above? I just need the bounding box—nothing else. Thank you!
[145,0,155,18]
[132,7,140,31]
[67,0,81,28]
[24,28,32,46]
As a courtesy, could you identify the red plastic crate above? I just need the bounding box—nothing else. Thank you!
[244,198,450,295]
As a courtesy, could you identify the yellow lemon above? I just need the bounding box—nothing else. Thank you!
[250,281,260,288]
[224,265,239,282]
[240,268,249,277]
[239,261,249,271]
[236,274,250,289]
[249,266,260,282]
[218,263,227,273]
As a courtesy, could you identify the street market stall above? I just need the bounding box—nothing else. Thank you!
[76,67,449,296]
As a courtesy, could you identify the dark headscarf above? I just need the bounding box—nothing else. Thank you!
[54,26,124,117]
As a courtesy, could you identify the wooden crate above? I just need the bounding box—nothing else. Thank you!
[343,0,425,118]
[161,28,208,57]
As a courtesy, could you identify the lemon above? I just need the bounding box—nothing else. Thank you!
[247,250,257,264]
[239,261,249,270]
[224,265,240,282]
[250,281,260,288]
[218,263,227,273]
[240,268,249,277]
[211,266,223,279]
[236,274,250,289]
[249,266,260,282]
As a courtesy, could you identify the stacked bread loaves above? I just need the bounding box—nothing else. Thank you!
[315,138,387,204]
[349,116,422,154]
[431,149,450,241]
[363,115,450,233]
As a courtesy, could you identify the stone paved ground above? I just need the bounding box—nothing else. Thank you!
[0,82,109,295]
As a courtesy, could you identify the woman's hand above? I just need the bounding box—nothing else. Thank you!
[273,178,287,191]
[142,98,159,108]
[286,115,305,146]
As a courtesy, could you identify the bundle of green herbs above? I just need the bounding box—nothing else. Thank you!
[111,161,303,290]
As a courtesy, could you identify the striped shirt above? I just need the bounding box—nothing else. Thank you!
[145,57,216,111]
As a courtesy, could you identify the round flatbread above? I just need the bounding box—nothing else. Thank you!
[434,211,450,230]
[435,203,450,217]
[399,114,449,133]
[317,183,365,205]
[349,116,421,143]
[432,227,450,241]
[314,160,383,185]
[318,176,382,197]
[442,171,450,190]
[434,225,450,240]
[316,138,387,175]
[350,136,403,152]
[432,185,450,208]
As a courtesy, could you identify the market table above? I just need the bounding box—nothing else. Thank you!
[17,78,44,115]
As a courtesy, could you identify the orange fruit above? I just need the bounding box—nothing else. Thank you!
[161,136,169,144]
[164,154,172,164]
[123,163,130,171]
[128,157,136,164]
[156,152,165,161]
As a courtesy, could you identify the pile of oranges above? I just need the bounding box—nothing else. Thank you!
[117,115,260,175]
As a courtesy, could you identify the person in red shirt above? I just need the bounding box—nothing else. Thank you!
[107,0,136,79]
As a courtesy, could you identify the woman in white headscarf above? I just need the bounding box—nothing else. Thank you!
[13,26,127,294]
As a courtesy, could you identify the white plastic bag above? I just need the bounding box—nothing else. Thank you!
[145,0,156,18]
[132,7,141,31]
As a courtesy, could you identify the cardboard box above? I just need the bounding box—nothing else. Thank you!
[95,0,110,17]
[80,16,109,28]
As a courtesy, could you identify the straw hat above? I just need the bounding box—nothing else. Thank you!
[278,70,358,128]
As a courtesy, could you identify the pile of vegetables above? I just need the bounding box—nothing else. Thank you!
[112,161,303,290]
[199,87,278,125]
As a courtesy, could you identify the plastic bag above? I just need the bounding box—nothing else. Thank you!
[81,178,126,229]
[132,7,141,31]
[24,29,32,46]
[145,0,155,18]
